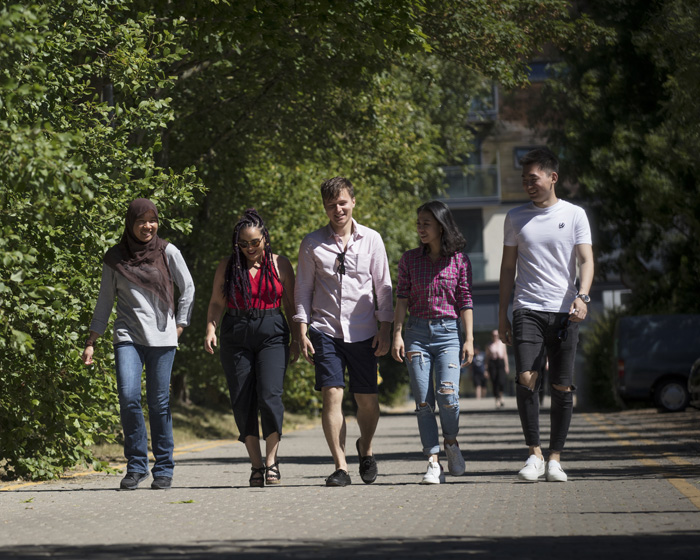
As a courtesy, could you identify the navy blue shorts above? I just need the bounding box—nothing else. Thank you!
[512,309,579,387]
[308,327,378,394]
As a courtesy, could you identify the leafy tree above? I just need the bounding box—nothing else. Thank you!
[1,0,592,479]
[541,0,700,313]
[0,1,201,479]
[147,0,591,410]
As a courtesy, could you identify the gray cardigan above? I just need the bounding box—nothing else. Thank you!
[89,244,195,347]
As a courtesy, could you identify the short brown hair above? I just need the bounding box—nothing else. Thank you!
[320,176,354,201]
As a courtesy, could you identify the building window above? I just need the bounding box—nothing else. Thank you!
[450,209,485,283]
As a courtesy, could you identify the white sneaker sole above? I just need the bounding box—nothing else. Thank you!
[420,478,441,485]
[517,473,541,482]
[546,471,568,482]
[517,468,545,482]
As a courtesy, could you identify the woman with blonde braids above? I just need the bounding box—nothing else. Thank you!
[204,209,299,487]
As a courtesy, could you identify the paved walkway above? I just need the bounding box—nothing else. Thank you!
[1,398,699,559]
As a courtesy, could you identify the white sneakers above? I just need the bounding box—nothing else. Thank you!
[545,460,568,482]
[444,443,466,476]
[517,455,568,482]
[421,460,446,484]
[420,443,464,484]
[517,454,546,481]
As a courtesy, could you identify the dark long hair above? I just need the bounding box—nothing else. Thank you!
[223,208,279,309]
[417,200,466,257]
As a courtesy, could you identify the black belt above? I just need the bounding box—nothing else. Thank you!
[227,307,281,318]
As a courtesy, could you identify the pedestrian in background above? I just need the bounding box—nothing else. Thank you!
[471,347,487,400]
[392,200,474,484]
[82,198,195,491]
[486,329,509,408]
[204,209,298,487]
[294,176,393,487]
[498,148,593,483]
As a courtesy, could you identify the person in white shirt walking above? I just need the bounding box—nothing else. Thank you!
[294,177,393,487]
[498,148,594,483]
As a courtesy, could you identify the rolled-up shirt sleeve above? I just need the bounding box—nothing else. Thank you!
[168,247,195,327]
[396,253,410,300]
[293,236,314,324]
[456,253,473,310]
[371,235,394,323]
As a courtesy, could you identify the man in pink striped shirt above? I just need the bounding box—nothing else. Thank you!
[294,177,393,487]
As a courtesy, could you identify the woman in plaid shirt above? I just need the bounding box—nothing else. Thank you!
[392,200,474,484]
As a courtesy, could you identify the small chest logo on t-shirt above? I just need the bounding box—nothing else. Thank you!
[559,222,566,229]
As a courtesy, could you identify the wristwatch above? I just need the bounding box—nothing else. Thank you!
[575,293,591,304]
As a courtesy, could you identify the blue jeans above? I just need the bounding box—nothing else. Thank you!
[114,343,177,477]
[403,317,462,456]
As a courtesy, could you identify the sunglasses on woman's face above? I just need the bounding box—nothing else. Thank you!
[237,238,262,249]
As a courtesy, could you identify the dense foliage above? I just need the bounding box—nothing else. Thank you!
[0,2,202,479]
[534,0,700,408]
[2,0,587,479]
[541,0,700,314]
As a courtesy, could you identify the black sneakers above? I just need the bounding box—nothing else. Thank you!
[151,476,172,490]
[325,469,352,487]
[119,472,149,490]
[356,438,378,484]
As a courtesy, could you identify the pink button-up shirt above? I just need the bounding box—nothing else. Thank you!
[293,220,393,342]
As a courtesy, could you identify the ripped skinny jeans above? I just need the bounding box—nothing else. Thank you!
[404,316,462,456]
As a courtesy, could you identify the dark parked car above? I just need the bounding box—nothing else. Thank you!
[614,314,700,412]
[688,358,700,409]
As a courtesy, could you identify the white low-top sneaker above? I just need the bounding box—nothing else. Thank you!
[444,443,466,476]
[421,460,445,484]
[517,454,545,482]
[545,460,568,482]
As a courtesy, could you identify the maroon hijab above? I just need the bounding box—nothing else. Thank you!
[104,198,173,312]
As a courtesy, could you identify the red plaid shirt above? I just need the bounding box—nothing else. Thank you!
[396,248,473,319]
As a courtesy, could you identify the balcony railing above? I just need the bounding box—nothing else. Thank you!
[442,165,500,200]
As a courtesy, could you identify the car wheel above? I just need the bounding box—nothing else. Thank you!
[654,378,690,412]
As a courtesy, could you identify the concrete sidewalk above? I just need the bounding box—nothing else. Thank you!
[1,398,699,559]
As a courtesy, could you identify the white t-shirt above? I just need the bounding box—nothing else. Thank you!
[504,199,592,313]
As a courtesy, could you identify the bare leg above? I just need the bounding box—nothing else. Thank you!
[265,432,280,467]
[322,386,347,470]
[264,432,281,484]
[354,393,380,456]
[244,435,264,468]
[244,435,265,486]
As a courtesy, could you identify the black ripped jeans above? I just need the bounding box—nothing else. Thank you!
[512,309,578,453]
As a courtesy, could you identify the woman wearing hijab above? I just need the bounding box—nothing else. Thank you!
[82,198,195,491]
[204,208,299,487]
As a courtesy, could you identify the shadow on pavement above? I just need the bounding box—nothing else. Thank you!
[2,533,700,559]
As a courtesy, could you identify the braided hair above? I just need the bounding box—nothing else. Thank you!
[223,208,279,310]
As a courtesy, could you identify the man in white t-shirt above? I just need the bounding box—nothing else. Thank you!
[498,148,594,483]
